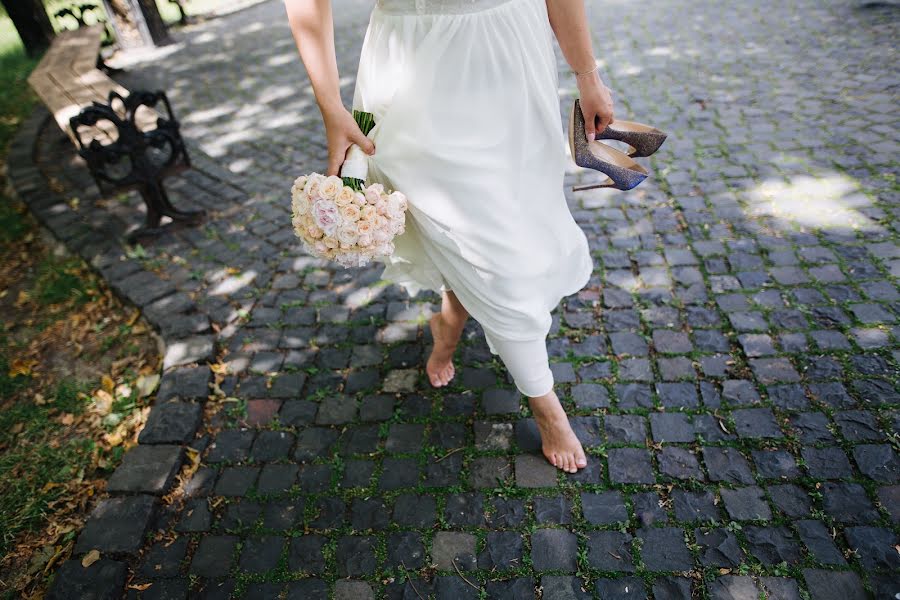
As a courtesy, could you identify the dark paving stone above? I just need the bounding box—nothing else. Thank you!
[359,394,394,421]
[743,525,802,565]
[483,578,534,600]
[586,531,634,571]
[214,466,259,496]
[796,520,846,566]
[263,499,304,530]
[486,497,527,528]
[638,527,693,571]
[250,430,295,462]
[293,427,339,461]
[581,491,628,525]
[802,569,868,600]
[298,463,332,493]
[387,532,426,568]
[769,483,812,518]
[751,449,800,479]
[432,531,476,571]
[531,528,577,571]
[672,490,719,522]
[477,531,523,570]
[139,401,202,444]
[107,445,183,494]
[572,383,610,409]
[335,535,377,577]
[380,457,420,490]
[46,559,127,600]
[658,446,704,480]
[444,492,485,527]
[853,444,900,483]
[801,446,854,480]
[386,423,425,453]
[656,382,699,408]
[789,412,836,443]
[278,399,318,426]
[731,407,782,438]
[653,577,693,600]
[434,576,479,600]
[695,528,744,567]
[206,429,255,463]
[703,447,754,484]
[708,576,759,600]
[74,495,157,555]
[288,535,326,573]
[844,526,900,570]
[315,394,357,425]
[190,535,237,578]
[596,577,647,600]
[720,486,771,521]
[392,494,436,528]
[614,383,654,408]
[351,496,391,530]
[239,536,285,573]
[138,537,189,578]
[650,413,695,443]
[176,498,212,533]
[607,448,655,484]
[534,495,572,524]
[482,387,520,414]
[604,414,647,443]
[540,576,592,600]
[821,482,879,523]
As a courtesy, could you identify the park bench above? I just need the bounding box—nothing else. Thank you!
[26,23,206,242]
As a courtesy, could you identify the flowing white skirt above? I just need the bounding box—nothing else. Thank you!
[350,0,593,345]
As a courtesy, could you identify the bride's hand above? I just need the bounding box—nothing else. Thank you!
[575,71,614,141]
[322,106,376,177]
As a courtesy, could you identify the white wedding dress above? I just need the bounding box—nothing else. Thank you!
[348,0,594,395]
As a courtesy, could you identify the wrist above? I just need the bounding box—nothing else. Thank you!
[317,96,345,119]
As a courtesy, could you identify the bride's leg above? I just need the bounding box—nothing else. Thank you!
[427,289,468,386]
[485,331,588,473]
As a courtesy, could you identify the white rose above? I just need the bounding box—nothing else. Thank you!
[335,185,355,207]
[357,232,373,246]
[321,175,343,199]
[304,173,326,197]
[340,203,361,222]
[353,191,366,206]
[292,193,310,216]
[337,223,359,245]
[360,205,377,222]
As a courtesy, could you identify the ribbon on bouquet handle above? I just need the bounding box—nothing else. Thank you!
[340,142,371,182]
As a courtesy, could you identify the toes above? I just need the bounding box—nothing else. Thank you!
[575,452,588,468]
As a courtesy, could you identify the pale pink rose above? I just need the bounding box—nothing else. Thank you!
[304,173,325,197]
[314,240,328,254]
[306,224,324,239]
[340,204,361,222]
[312,198,340,236]
[387,191,405,212]
[337,223,359,245]
[323,236,339,249]
[321,175,343,199]
[353,192,366,206]
[373,226,389,243]
[360,205,377,222]
[375,197,389,216]
[368,182,385,195]
[335,185,355,206]
[364,187,381,204]
[356,220,373,235]
[292,192,310,216]
[357,232,373,246]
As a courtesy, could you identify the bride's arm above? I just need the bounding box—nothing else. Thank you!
[545,0,615,139]
[284,0,375,176]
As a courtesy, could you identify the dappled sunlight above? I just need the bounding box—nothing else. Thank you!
[741,173,886,233]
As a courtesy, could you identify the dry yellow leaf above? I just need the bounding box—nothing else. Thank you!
[126,309,141,326]
[81,549,100,568]
[9,357,39,377]
[59,413,75,426]
[101,375,115,394]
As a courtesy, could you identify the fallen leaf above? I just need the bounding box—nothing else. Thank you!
[135,374,160,398]
[60,413,75,425]
[11,422,24,434]
[128,583,153,591]
[101,375,115,394]
[9,357,39,377]
[81,549,100,568]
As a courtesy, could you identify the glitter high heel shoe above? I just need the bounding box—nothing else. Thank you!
[568,98,648,191]
[596,118,667,158]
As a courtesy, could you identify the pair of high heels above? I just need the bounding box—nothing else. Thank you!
[567,98,667,191]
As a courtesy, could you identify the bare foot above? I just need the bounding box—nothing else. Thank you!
[426,313,461,387]
[530,392,587,473]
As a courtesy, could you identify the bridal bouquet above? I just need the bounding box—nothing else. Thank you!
[290,110,408,268]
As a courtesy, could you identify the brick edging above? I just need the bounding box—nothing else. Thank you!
[6,105,220,599]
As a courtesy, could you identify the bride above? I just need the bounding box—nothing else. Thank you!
[284,0,614,473]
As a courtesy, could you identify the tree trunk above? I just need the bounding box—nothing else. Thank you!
[1,0,54,57]
[101,0,170,48]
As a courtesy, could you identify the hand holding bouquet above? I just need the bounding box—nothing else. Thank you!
[290,110,409,268]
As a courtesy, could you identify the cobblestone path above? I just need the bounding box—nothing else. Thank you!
[10,0,899,598]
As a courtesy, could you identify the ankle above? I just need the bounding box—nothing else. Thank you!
[529,392,567,421]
